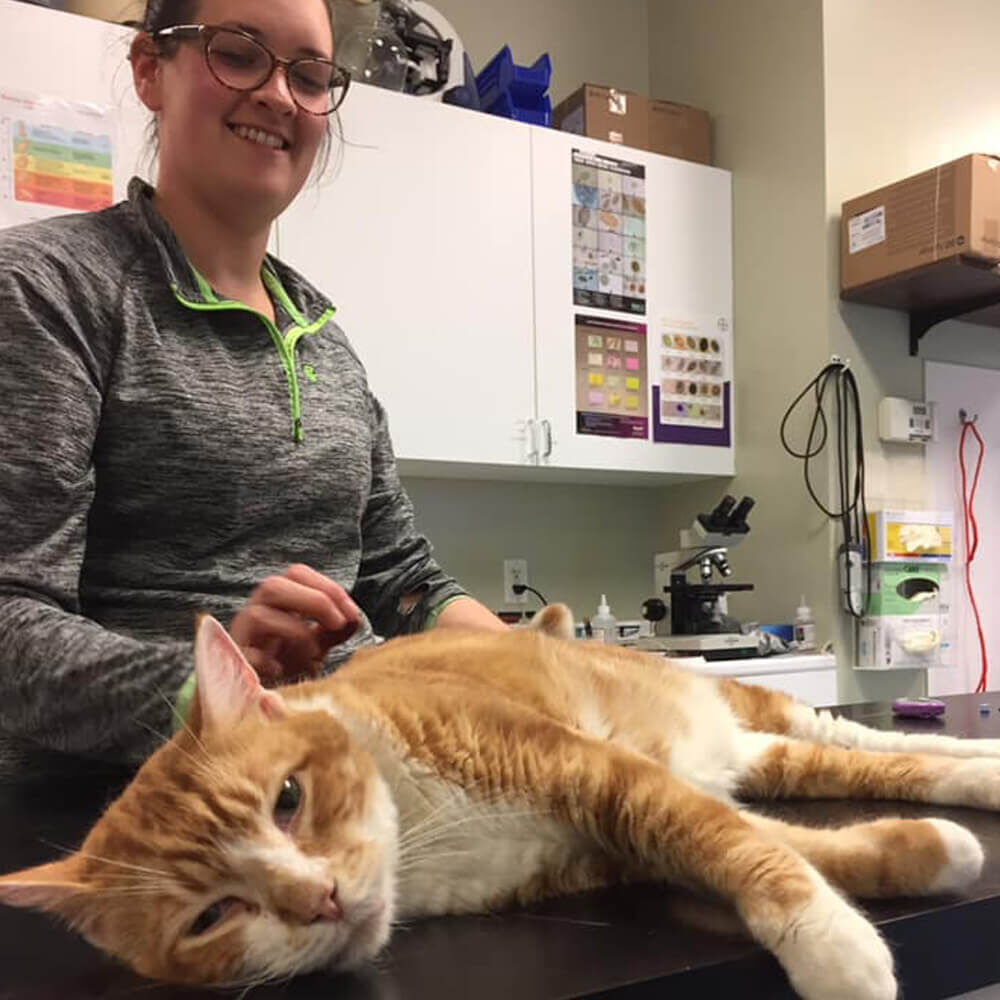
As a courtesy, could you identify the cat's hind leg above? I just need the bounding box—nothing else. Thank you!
[741,811,983,897]
[733,726,1000,813]
[719,676,1000,758]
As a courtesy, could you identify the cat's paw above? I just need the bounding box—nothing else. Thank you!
[774,881,896,1000]
[925,819,984,893]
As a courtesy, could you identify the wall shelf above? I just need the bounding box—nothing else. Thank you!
[841,255,1000,356]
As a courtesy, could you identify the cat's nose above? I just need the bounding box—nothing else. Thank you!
[308,883,342,923]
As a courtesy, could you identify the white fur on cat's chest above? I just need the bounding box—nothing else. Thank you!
[291,694,591,918]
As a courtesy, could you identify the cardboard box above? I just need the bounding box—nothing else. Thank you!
[554,84,711,165]
[841,153,1000,292]
[866,509,953,563]
[648,99,711,164]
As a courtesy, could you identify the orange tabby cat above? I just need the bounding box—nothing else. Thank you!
[0,605,994,999]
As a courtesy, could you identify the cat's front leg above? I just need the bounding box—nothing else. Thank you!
[516,737,896,1000]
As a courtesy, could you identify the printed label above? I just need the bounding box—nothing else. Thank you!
[609,90,628,116]
[849,205,886,254]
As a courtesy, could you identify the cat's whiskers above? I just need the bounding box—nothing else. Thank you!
[152,684,211,759]
[39,840,173,880]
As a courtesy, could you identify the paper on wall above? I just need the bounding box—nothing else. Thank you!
[0,89,116,230]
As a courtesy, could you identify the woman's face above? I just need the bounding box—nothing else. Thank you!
[145,0,333,221]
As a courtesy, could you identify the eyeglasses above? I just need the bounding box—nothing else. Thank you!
[153,24,351,116]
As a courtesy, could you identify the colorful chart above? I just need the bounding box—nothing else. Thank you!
[653,316,732,447]
[575,314,648,439]
[1,91,115,227]
[11,121,112,211]
[571,150,646,316]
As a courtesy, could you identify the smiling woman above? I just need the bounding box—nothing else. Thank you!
[0,0,503,766]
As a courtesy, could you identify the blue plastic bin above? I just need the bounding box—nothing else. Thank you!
[475,45,552,114]
[484,89,551,127]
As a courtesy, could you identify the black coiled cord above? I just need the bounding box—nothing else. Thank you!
[780,360,871,619]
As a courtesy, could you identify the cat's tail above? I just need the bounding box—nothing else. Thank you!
[723,677,1000,759]
[529,603,575,640]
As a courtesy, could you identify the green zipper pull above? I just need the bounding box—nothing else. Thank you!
[294,417,304,444]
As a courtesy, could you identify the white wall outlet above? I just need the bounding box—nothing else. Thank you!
[503,559,529,604]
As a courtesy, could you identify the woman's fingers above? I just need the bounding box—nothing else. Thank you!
[230,601,317,650]
[243,646,285,683]
[248,570,360,638]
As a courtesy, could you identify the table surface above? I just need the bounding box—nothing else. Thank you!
[4,693,1000,1000]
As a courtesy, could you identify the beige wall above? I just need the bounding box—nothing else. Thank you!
[647,0,837,652]
[67,0,140,21]
[403,478,673,620]
[430,0,650,106]
[823,0,1000,698]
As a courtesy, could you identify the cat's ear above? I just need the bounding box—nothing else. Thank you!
[0,858,90,916]
[193,614,287,734]
[530,603,575,640]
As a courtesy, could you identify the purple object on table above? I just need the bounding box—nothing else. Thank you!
[892,697,946,719]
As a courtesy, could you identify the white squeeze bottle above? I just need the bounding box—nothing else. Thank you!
[794,595,817,651]
[591,594,618,644]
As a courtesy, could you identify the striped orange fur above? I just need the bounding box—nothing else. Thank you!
[0,606,994,998]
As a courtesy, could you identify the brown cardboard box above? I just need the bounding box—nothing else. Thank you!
[553,84,712,165]
[648,99,711,165]
[841,154,1000,293]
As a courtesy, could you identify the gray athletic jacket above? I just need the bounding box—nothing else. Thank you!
[0,178,465,761]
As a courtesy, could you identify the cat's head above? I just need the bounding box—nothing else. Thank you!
[0,616,398,986]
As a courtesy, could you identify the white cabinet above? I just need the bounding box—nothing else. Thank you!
[279,85,537,471]
[278,85,734,483]
[530,128,734,483]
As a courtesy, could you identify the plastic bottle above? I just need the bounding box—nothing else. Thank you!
[793,595,817,651]
[591,594,618,644]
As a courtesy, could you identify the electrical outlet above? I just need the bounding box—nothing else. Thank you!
[503,559,528,604]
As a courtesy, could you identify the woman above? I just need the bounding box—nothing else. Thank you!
[0,0,503,761]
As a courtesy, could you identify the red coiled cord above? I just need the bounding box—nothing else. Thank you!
[959,418,987,693]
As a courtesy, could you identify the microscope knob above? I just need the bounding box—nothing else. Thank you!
[642,598,668,623]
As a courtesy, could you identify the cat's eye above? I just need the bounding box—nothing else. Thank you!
[274,774,303,827]
[189,897,241,937]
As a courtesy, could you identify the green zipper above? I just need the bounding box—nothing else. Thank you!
[170,274,335,444]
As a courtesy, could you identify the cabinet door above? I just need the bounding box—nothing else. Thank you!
[531,128,735,482]
[278,85,537,471]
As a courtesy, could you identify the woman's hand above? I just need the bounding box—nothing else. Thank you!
[229,564,361,685]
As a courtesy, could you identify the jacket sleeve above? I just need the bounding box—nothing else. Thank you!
[0,254,192,762]
[351,392,466,637]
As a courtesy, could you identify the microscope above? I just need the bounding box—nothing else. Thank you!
[638,494,758,660]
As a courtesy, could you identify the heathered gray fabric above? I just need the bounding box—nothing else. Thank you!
[0,178,465,762]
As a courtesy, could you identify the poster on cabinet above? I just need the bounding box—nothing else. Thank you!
[571,149,646,316]
[0,89,115,229]
[653,314,732,447]
[575,314,648,439]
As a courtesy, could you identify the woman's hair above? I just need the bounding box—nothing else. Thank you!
[133,0,342,180]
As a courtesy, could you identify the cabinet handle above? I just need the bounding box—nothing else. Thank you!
[525,419,539,463]
[542,419,553,459]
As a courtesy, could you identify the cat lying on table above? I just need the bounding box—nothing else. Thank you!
[0,604,993,999]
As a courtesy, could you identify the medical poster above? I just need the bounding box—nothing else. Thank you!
[653,314,732,447]
[575,314,648,439]
[571,149,646,316]
[0,90,115,229]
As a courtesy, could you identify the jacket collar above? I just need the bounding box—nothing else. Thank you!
[125,177,335,325]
